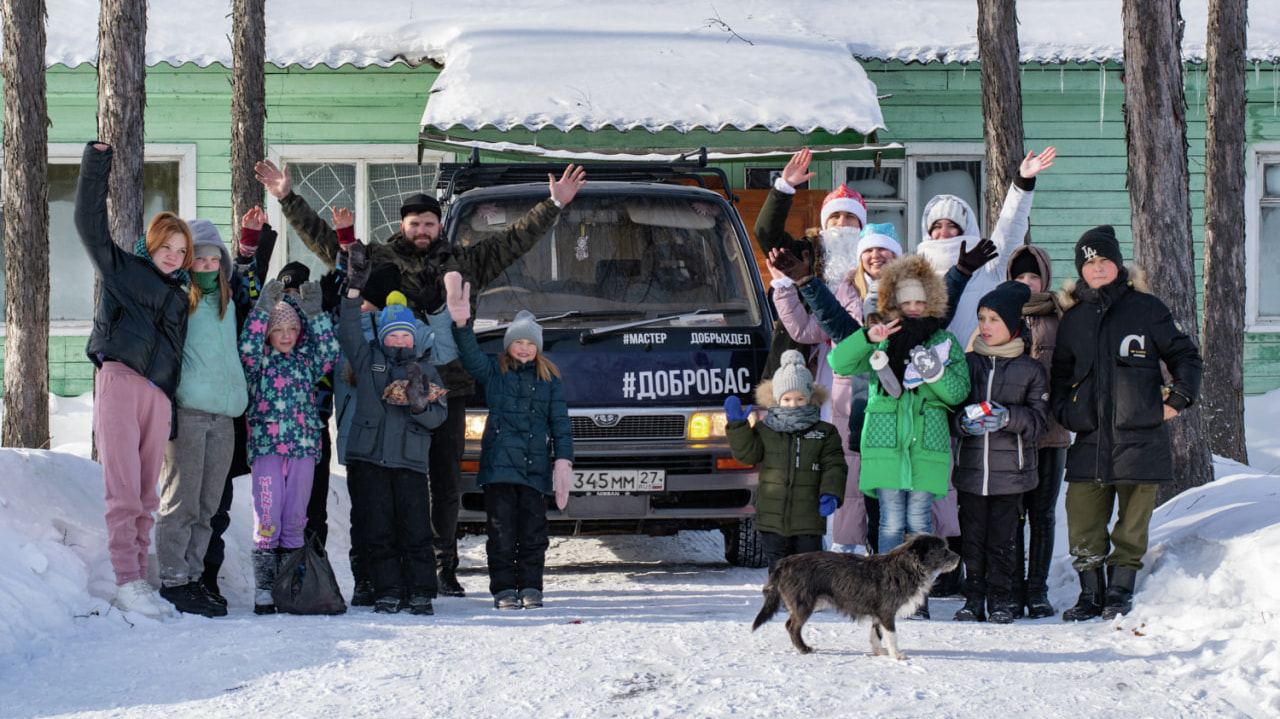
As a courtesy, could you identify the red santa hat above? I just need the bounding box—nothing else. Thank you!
[820,185,867,228]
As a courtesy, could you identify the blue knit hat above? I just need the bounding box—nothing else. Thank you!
[378,292,416,343]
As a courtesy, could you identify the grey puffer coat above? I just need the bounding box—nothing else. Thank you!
[952,350,1050,496]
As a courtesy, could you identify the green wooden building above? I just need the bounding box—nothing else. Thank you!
[6,1,1280,396]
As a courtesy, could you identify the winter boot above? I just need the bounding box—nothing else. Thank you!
[1101,566,1137,620]
[1023,520,1056,618]
[408,595,434,616]
[351,580,376,607]
[160,581,226,618]
[987,595,1018,624]
[1061,567,1105,622]
[437,566,466,598]
[953,594,986,622]
[112,579,170,620]
[251,548,279,615]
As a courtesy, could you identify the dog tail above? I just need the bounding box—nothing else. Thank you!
[752,581,781,631]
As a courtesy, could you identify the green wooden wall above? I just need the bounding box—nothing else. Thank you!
[6,59,1280,396]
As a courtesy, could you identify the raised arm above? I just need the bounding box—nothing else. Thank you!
[74,142,130,276]
[255,159,344,269]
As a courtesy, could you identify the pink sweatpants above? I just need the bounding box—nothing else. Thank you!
[94,362,172,585]
[250,455,315,550]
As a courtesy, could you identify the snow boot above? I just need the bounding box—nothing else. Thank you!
[351,580,376,607]
[953,594,986,622]
[112,579,170,620]
[1023,520,1056,618]
[160,581,226,618]
[519,588,544,609]
[1061,567,1105,622]
[251,548,278,615]
[437,566,466,598]
[1101,566,1137,620]
[494,589,521,610]
[408,595,434,616]
[987,595,1018,624]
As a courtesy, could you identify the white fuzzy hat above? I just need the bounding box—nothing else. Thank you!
[772,350,814,403]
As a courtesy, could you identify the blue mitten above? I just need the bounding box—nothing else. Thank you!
[982,404,1011,432]
[724,395,753,422]
[818,494,839,517]
[960,415,986,436]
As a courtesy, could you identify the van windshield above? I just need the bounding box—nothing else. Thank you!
[453,193,763,329]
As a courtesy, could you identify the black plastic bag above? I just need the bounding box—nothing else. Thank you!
[272,538,347,615]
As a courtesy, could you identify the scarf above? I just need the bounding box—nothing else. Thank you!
[883,316,943,383]
[762,404,822,434]
[134,236,191,285]
[194,270,220,294]
[1021,291,1059,318]
[972,336,1025,358]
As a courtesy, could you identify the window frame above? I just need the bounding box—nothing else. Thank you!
[1246,143,1280,331]
[0,143,196,335]
[833,142,985,253]
[263,144,448,279]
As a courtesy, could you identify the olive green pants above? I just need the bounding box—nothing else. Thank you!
[1064,482,1157,572]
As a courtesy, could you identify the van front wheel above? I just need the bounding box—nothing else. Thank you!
[722,518,766,568]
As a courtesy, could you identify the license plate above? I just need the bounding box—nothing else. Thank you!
[572,469,666,493]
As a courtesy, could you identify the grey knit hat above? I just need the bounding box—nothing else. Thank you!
[771,350,814,403]
[504,310,544,352]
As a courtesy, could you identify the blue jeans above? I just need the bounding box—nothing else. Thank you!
[877,488,933,552]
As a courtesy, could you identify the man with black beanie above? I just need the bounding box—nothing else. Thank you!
[1051,225,1202,622]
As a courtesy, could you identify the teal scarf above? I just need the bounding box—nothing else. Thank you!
[134,236,191,285]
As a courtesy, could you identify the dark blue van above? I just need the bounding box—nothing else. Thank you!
[441,159,772,566]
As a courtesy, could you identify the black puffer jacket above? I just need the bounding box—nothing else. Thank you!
[1050,268,1202,484]
[75,143,189,401]
[952,351,1050,496]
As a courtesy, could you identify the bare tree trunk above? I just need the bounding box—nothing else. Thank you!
[2,0,51,449]
[96,0,147,248]
[231,0,266,245]
[977,0,1026,237]
[1122,0,1214,502]
[1201,0,1248,464]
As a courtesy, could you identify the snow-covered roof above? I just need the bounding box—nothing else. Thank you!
[40,1,1280,135]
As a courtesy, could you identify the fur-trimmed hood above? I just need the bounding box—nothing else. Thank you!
[875,254,948,320]
[1057,265,1149,311]
[754,378,831,409]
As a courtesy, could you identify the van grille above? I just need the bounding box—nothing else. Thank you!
[571,415,685,440]
[576,454,715,474]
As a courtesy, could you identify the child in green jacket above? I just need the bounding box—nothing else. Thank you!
[726,350,847,573]
[828,254,969,559]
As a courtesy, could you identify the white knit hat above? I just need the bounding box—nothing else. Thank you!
[925,197,968,235]
[771,350,814,403]
[896,278,927,305]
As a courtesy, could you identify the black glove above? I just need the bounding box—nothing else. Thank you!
[768,246,814,284]
[411,274,447,315]
[956,238,998,276]
[256,279,284,311]
[405,362,430,415]
[297,281,324,318]
[346,242,371,291]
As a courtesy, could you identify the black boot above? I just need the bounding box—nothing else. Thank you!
[987,594,1017,624]
[351,580,376,607]
[910,596,930,620]
[1062,567,1105,622]
[954,594,986,622]
[251,548,278,615]
[437,565,466,598]
[1024,517,1057,618]
[1101,566,1137,619]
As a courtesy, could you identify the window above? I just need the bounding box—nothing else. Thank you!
[265,146,446,280]
[833,144,984,252]
[1247,147,1280,329]
[0,144,195,328]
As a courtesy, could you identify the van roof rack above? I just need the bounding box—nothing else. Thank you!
[435,147,735,204]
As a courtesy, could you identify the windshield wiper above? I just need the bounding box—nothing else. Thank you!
[474,310,582,336]
[579,309,709,343]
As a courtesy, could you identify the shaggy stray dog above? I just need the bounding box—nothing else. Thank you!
[751,534,960,659]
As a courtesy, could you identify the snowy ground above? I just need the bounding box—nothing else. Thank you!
[1,393,1278,718]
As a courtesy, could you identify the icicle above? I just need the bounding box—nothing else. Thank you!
[1100,64,1107,134]
[1255,60,1260,88]
[1060,64,1065,93]
[1274,64,1278,117]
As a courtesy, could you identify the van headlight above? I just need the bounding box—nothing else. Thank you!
[464,411,488,440]
[689,411,728,440]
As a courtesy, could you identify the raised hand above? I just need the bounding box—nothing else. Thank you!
[297,281,324,318]
[1020,146,1057,179]
[444,271,471,326]
[723,395,753,423]
[768,246,814,284]
[549,164,587,206]
[253,159,292,200]
[867,318,901,344]
[346,242,371,291]
[956,238,998,276]
[781,148,817,188]
[242,205,266,232]
[331,207,354,231]
[256,279,284,310]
